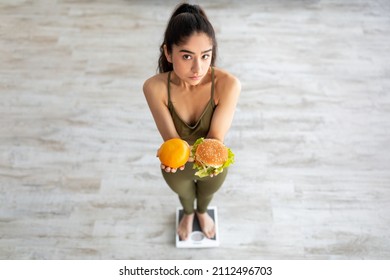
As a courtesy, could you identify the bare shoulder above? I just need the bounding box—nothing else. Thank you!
[143,72,169,98]
[213,67,241,99]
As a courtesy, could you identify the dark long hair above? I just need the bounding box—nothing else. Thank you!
[158,3,217,73]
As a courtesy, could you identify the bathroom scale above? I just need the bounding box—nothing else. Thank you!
[175,206,220,248]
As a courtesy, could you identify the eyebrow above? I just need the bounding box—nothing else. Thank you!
[179,48,212,54]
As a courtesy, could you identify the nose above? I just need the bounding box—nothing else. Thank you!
[191,58,201,75]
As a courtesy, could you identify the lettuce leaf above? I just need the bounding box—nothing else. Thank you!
[191,137,235,178]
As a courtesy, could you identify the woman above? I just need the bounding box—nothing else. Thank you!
[143,3,240,241]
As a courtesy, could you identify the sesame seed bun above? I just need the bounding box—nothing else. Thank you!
[194,138,228,168]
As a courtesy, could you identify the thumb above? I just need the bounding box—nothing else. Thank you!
[156,148,160,157]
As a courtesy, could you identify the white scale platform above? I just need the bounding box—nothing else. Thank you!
[176,206,220,248]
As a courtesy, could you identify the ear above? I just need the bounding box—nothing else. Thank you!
[163,44,172,63]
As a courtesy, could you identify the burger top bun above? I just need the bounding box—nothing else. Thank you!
[195,138,228,168]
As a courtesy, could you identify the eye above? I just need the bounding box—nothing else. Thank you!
[182,54,192,60]
[202,54,210,60]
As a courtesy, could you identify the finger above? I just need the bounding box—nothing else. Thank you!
[179,165,185,171]
[188,157,194,162]
[165,166,171,173]
[161,164,166,170]
[171,168,177,173]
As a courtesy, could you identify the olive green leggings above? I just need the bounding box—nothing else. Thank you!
[162,162,228,215]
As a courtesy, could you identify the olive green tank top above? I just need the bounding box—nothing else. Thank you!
[168,67,216,145]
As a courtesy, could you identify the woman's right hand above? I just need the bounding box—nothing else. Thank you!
[157,148,187,173]
[161,164,185,173]
[157,144,193,173]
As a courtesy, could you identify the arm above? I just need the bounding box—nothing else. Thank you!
[143,75,180,142]
[207,72,241,142]
[143,75,185,172]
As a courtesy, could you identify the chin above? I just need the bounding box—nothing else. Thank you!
[187,76,204,85]
[187,80,202,86]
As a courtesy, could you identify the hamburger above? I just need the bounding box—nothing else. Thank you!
[192,138,235,178]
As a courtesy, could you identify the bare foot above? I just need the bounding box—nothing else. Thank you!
[196,212,215,239]
[177,213,194,241]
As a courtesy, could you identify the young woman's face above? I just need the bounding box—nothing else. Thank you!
[165,32,213,86]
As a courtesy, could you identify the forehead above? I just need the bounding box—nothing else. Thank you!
[173,32,213,52]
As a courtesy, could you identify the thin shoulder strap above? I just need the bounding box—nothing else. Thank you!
[211,67,215,105]
[167,71,172,103]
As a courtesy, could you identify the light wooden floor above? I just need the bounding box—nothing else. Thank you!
[1,0,390,260]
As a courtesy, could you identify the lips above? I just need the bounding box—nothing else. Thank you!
[190,75,202,80]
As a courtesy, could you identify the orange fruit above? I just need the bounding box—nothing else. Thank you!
[158,138,190,168]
